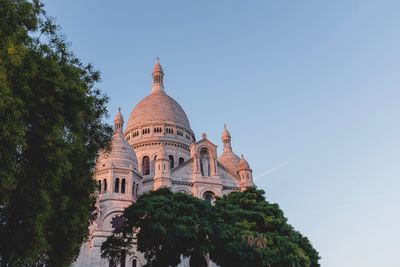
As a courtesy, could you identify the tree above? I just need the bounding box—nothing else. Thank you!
[101,188,214,267]
[102,188,320,267]
[0,0,112,266]
[210,187,320,267]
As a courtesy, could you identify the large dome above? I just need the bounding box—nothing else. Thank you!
[126,88,191,131]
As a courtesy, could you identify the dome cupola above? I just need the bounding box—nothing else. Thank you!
[221,124,232,151]
[218,124,241,172]
[238,154,253,190]
[238,154,251,171]
[152,57,164,93]
[114,107,124,133]
[125,59,195,148]
[97,109,138,170]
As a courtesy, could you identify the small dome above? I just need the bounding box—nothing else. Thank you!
[238,154,251,171]
[218,151,241,172]
[98,109,137,169]
[97,133,138,169]
[114,107,124,124]
[126,90,191,130]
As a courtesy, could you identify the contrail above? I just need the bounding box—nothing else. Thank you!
[254,160,291,180]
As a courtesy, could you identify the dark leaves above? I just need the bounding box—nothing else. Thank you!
[102,188,320,267]
[0,0,112,266]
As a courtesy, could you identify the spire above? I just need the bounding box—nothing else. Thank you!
[222,124,232,152]
[114,107,124,133]
[151,57,164,93]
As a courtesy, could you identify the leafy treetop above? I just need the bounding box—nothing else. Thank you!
[102,188,320,267]
[0,0,112,266]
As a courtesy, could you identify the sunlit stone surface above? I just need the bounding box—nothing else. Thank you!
[73,60,254,267]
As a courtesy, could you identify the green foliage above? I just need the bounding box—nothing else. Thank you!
[102,188,320,267]
[0,0,112,266]
[210,187,320,267]
[102,188,214,267]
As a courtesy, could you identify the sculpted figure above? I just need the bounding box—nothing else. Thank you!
[201,153,210,176]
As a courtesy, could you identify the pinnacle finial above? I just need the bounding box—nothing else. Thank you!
[114,108,124,133]
[152,58,164,92]
[222,123,231,140]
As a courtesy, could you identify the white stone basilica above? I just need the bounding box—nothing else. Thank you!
[73,60,254,267]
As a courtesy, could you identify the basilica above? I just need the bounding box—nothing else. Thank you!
[73,60,255,267]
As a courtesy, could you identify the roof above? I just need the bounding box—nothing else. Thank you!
[126,90,191,130]
[218,150,241,173]
[97,132,138,169]
[238,154,251,170]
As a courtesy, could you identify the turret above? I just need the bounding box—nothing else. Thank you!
[222,124,232,152]
[94,108,141,215]
[153,148,172,190]
[238,154,254,190]
[218,124,241,172]
[151,57,164,93]
[114,107,124,134]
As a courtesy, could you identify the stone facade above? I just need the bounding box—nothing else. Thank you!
[73,61,254,267]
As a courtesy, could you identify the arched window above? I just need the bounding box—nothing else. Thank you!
[135,185,139,197]
[114,178,120,193]
[132,258,137,267]
[132,183,135,197]
[179,157,184,165]
[142,156,150,175]
[98,180,101,192]
[103,179,107,192]
[169,155,174,169]
[121,178,126,194]
[203,191,214,204]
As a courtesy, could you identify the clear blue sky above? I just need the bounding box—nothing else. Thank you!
[44,1,400,266]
